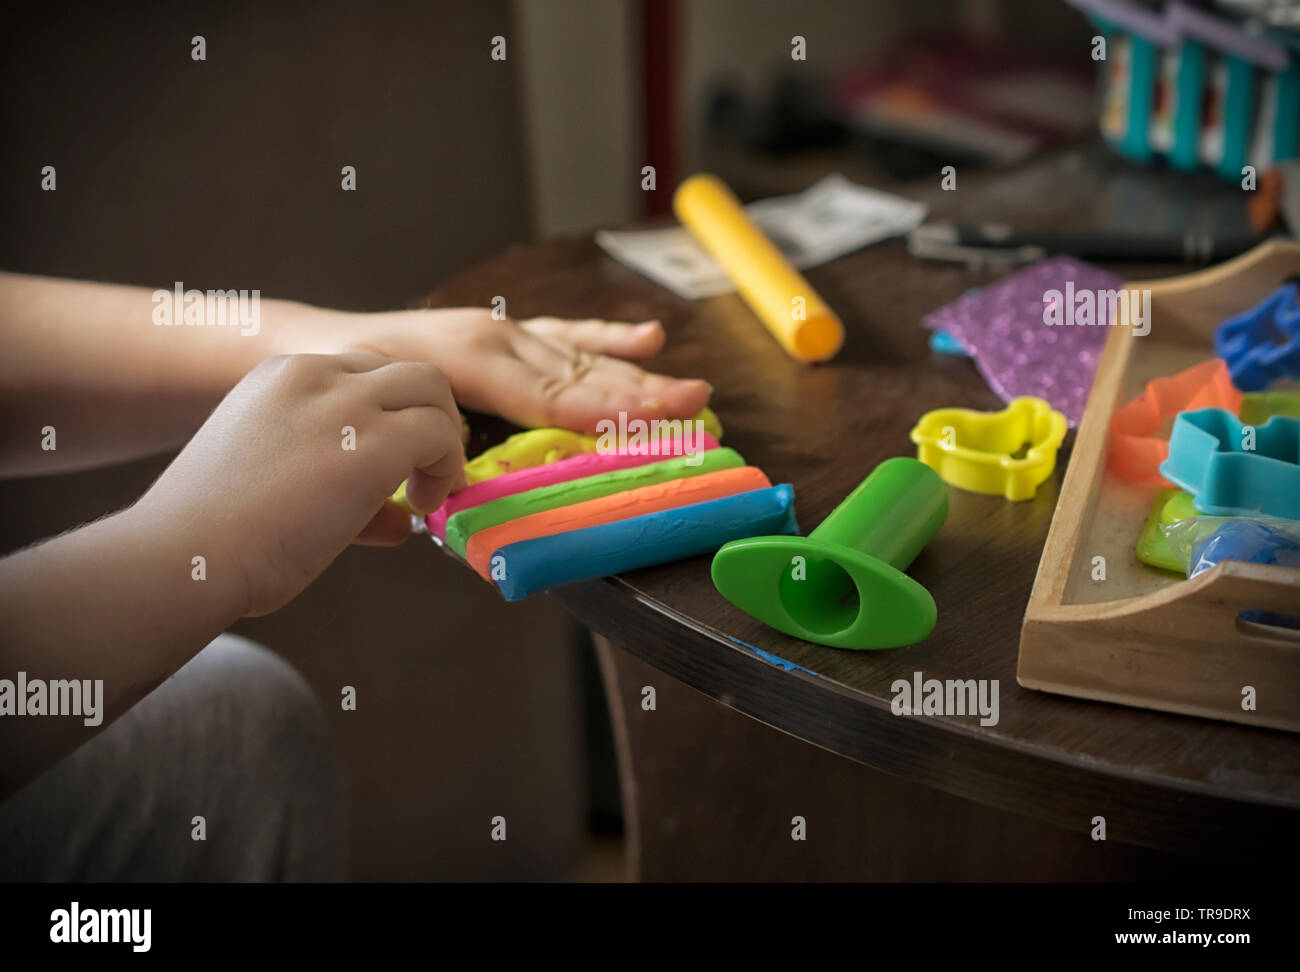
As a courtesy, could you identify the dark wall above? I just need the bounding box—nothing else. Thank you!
[0,0,587,880]
[0,0,531,308]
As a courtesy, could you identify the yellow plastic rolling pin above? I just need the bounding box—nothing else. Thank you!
[673,173,844,363]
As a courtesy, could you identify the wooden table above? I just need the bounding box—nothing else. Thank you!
[427,146,1300,879]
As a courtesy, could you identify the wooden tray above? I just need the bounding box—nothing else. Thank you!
[1017,239,1300,732]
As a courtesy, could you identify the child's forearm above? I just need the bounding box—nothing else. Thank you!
[0,273,712,475]
[0,504,246,798]
[0,272,337,475]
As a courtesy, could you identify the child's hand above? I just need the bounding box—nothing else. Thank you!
[278,309,712,432]
[135,352,465,617]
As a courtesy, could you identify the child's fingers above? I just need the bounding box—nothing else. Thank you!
[545,365,711,432]
[492,357,710,432]
[404,465,459,515]
[386,405,465,470]
[328,349,400,373]
[382,406,466,513]
[354,499,414,546]
[461,354,611,431]
[448,463,468,494]
[520,317,665,360]
[360,359,458,415]
[578,354,712,414]
[480,328,710,432]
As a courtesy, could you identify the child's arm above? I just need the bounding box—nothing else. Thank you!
[0,273,711,476]
[0,351,464,799]
[0,273,300,474]
[280,309,713,434]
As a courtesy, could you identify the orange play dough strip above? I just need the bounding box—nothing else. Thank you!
[467,466,772,580]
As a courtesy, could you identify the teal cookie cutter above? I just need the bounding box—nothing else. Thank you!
[1159,407,1300,519]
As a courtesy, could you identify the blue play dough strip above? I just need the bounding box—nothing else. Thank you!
[490,484,799,601]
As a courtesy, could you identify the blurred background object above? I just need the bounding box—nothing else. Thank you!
[1068,0,1297,181]
[515,0,1100,219]
[1214,0,1300,30]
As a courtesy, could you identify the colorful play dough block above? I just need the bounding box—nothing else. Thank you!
[490,484,799,601]
[467,465,772,579]
[673,174,844,363]
[395,409,724,513]
[443,448,746,557]
[426,433,720,540]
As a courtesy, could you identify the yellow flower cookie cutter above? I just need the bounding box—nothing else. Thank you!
[909,397,1067,501]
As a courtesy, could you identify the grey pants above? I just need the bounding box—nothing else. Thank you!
[0,634,346,881]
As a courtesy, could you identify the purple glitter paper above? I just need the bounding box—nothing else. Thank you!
[922,257,1125,427]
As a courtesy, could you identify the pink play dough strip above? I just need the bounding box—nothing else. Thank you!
[425,434,720,540]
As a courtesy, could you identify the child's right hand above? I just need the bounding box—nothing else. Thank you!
[134,352,465,617]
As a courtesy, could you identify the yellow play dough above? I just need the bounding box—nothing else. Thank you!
[465,429,599,485]
[698,406,724,441]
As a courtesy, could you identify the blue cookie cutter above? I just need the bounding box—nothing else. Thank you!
[1213,282,1300,392]
[1160,407,1300,518]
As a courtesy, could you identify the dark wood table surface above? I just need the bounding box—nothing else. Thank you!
[427,146,1300,862]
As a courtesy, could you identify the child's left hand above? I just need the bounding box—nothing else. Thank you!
[276,308,712,432]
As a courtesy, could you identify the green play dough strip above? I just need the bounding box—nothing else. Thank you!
[443,448,745,557]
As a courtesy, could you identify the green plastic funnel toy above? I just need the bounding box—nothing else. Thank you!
[711,457,947,649]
